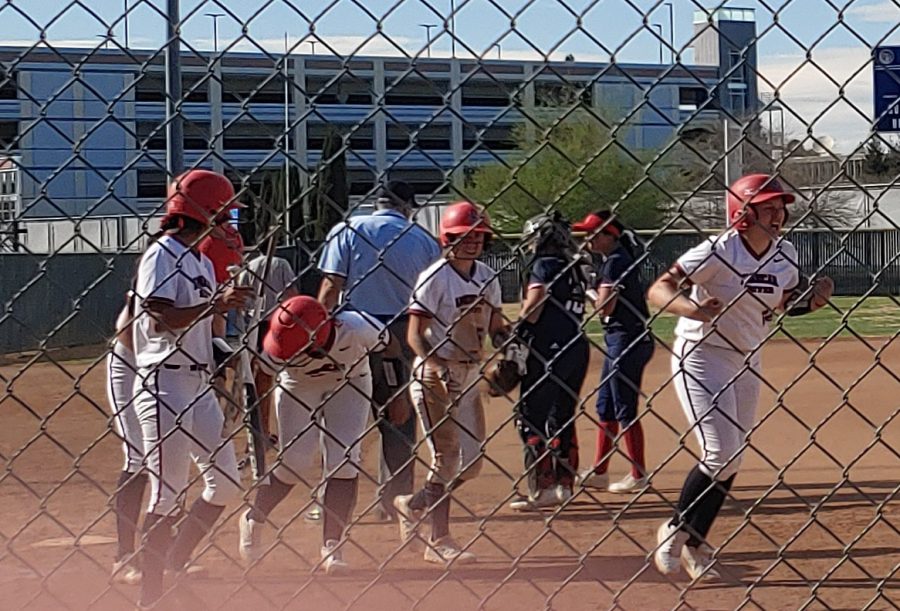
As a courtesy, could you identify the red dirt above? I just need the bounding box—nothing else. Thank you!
[1,338,898,610]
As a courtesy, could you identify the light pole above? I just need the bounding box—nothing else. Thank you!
[492,43,501,60]
[96,34,111,50]
[124,0,129,48]
[450,0,456,58]
[205,12,224,53]
[652,24,663,64]
[206,12,225,174]
[664,2,674,63]
[420,23,436,58]
[308,40,316,55]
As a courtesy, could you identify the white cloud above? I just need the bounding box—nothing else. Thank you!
[845,0,900,23]
[758,46,875,153]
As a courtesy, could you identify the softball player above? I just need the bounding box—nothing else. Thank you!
[573,211,654,494]
[132,169,252,607]
[107,294,144,585]
[393,201,506,565]
[238,295,390,575]
[648,174,833,581]
[508,213,589,511]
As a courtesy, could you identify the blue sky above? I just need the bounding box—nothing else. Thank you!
[1,0,899,152]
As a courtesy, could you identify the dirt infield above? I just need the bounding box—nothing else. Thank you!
[1,338,898,610]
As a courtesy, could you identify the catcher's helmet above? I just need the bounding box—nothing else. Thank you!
[262,296,333,361]
[198,224,244,283]
[726,174,795,231]
[439,201,492,246]
[165,169,244,226]
[522,211,574,255]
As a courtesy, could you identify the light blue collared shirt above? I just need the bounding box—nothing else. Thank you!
[318,209,441,317]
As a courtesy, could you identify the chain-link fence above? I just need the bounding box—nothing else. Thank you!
[1,1,899,610]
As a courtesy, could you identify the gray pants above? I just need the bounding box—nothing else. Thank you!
[368,316,417,516]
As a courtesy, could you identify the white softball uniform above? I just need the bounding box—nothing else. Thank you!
[672,230,800,480]
[106,340,142,473]
[408,259,501,484]
[409,259,502,362]
[131,235,241,515]
[673,230,800,354]
[270,311,387,484]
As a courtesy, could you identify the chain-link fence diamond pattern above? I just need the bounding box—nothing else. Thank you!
[0,1,898,610]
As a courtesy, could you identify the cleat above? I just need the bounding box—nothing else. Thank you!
[111,559,142,585]
[238,509,263,565]
[555,484,573,504]
[607,474,649,494]
[509,488,560,512]
[393,494,424,551]
[423,536,476,566]
[576,470,609,489]
[321,540,349,575]
[682,543,722,581]
[654,521,689,575]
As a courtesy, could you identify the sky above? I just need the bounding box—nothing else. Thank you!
[0,0,899,153]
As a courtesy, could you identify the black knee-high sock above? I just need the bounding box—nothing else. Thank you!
[115,471,147,561]
[322,477,359,544]
[424,482,450,540]
[670,466,733,543]
[168,499,224,572]
[139,513,175,607]
[409,487,428,511]
[248,475,294,523]
[686,474,735,547]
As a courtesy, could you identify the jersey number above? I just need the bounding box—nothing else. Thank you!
[565,300,585,315]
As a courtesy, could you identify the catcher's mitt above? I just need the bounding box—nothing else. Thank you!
[485,341,529,397]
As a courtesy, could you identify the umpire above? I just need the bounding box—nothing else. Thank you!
[317,181,441,520]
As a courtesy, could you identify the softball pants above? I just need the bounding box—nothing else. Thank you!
[134,366,241,515]
[410,358,485,486]
[671,336,761,481]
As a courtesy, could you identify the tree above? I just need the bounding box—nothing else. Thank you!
[465,109,673,232]
[308,127,349,242]
[249,164,304,246]
[863,139,889,177]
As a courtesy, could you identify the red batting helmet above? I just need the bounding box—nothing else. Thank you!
[165,169,244,226]
[262,296,334,361]
[726,174,795,231]
[439,201,492,247]
[198,224,244,283]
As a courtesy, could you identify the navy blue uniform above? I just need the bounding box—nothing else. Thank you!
[517,256,589,492]
[595,244,654,423]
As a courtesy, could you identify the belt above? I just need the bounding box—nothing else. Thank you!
[162,363,208,372]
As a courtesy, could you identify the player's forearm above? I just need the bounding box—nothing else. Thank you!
[407,316,436,360]
[317,274,344,311]
[647,277,699,318]
[519,287,545,324]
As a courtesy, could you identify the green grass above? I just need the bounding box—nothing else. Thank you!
[502,296,900,342]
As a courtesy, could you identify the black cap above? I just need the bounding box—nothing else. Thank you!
[380,180,418,207]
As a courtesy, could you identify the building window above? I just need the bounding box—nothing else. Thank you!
[729,90,746,115]
[137,120,209,150]
[307,123,372,150]
[0,70,17,100]
[222,73,290,104]
[134,72,208,102]
[463,124,517,150]
[679,87,710,110]
[306,75,371,105]
[462,80,517,107]
[387,123,449,150]
[0,121,18,150]
[137,170,167,198]
[383,78,448,106]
